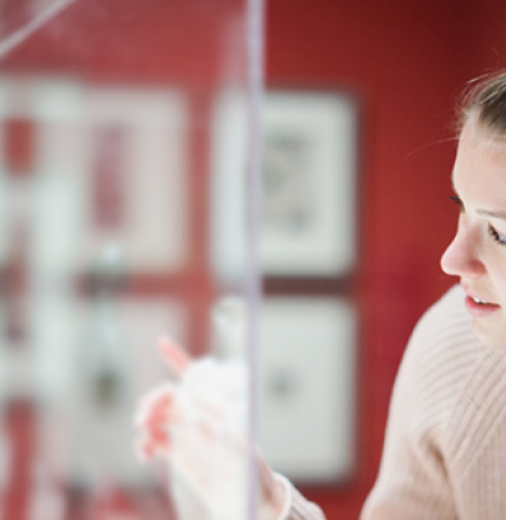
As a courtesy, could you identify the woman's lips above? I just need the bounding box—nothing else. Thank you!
[464,295,501,318]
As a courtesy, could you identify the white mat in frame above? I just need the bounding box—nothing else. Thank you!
[258,296,356,483]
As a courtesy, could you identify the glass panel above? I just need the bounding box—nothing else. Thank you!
[0,0,262,519]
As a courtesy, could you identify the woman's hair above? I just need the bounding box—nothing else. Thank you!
[460,72,506,134]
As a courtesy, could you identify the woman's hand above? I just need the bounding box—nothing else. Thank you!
[135,337,286,520]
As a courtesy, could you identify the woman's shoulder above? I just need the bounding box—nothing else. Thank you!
[394,285,483,420]
[413,284,470,339]
[405,285,506,471]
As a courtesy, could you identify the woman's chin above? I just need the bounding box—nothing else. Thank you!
[472,317,506,349]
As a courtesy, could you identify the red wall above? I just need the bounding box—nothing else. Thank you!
[266,1,506,517]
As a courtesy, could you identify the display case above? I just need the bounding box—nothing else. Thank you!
[0,0,358,518]
[0,1,264,518]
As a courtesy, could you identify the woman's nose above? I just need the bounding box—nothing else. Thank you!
[440,225,485,278]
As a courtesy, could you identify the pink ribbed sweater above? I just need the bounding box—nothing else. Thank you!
[285,284,506,519]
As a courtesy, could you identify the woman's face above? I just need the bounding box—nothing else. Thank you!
[441,118,506,349]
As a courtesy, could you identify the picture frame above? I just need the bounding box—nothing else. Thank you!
[210,89,358,283]
[0,78,190,275]
[258,296,356,482]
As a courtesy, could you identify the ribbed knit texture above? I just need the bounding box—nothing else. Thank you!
[282,476,325,520]
[285,284,506,520]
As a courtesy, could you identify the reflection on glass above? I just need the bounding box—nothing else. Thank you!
[0,0,258,518]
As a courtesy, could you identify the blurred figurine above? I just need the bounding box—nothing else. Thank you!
[136,335,287,520]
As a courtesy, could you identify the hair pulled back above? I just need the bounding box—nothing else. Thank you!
[461,72,506,134]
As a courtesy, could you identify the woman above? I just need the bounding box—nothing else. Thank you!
[359,72,506,519]
[137,72,506,519]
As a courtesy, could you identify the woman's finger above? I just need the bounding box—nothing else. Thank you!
[157,336,191,377]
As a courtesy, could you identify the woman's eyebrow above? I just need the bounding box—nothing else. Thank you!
[477,209,506,221]
[451,179,506,220]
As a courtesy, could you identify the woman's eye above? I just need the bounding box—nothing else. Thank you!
[449,195,464,212]
[488,225,506,245]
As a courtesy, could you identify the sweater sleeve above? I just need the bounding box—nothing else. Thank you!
[274,474,327,520]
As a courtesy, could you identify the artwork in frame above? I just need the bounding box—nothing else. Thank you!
[210,90,358,283]
[260,91,357,277]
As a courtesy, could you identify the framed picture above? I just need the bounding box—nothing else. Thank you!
[261,91,357,276]
[258,296,356,482]
[210,90,358,283]
[0,78,190,275]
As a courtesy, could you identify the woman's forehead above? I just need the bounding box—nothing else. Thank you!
[454,120,506,204]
